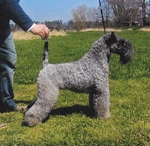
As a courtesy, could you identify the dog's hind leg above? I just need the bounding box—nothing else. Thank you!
[24,72,59,126]
[89,80,111,119]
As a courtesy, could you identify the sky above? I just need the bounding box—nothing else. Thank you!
[20,0,99,23]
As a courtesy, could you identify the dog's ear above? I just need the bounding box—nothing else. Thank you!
[105,32,117,46]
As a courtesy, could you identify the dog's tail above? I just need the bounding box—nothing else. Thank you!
[42,39,49,68]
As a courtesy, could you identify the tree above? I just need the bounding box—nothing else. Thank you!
[106,0,140,27]
[67,20,76,30]
[139,0,149,25]
[96,0,113,28]
[72,5,88,31]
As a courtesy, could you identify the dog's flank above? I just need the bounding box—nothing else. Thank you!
[24,32,133,126]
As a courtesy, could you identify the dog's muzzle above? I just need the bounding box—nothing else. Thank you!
[120,48,133,64]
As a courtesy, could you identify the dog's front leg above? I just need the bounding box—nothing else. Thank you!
[24,72,59,126]
[89,82,111,119]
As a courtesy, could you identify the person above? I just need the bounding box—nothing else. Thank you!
[0,0,50,118]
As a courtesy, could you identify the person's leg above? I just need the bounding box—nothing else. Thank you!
[0,59,17,111]
[0,33,17,111]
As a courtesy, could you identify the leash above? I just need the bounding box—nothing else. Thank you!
[42,38,49,68]
[99,0,106,34]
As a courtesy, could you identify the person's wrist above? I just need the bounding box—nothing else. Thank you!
[28,23,36,32]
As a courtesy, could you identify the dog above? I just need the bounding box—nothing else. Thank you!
[24,32,133,126]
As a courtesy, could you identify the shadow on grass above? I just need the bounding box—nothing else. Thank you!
[22,104,91,127]
[15,100,32,104]
[15,100,91,118]
[51,104,91,117]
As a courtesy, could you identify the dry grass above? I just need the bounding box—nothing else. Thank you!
[50,29,67,36]
[12,27,150,41]
[140,27,150,31]
[81,27,150,32]
[13,29,67,40]
[13,31,39,40]
[80,28,122,32]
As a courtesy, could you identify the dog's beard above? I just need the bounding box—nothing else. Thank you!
[120,49,133,64]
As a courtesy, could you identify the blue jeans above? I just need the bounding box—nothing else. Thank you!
[0,33,17,111]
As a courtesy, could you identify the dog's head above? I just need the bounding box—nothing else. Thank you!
[104,32,133,64]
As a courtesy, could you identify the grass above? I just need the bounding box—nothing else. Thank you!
[0,30,150,145]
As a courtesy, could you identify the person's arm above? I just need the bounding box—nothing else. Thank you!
[6,0,34,31]
[5,0,50,39]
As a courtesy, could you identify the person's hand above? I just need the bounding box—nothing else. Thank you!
[30,24,50,40]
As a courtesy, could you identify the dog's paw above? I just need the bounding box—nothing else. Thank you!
[23,117,41,127]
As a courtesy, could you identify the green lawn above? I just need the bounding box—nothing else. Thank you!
[0,30,150,145]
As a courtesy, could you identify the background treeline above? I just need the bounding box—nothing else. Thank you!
[11,0,150,31]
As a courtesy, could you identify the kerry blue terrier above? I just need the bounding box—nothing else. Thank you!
[24,32,133,126]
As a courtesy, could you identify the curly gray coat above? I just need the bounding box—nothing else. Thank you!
[24,32,133,126]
